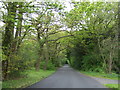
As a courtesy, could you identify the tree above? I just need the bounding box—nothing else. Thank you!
[2,2,33,80]
[64,2,118,73]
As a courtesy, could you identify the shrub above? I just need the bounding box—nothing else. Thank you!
[40,61,56,70]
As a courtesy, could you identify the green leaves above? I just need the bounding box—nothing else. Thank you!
[64,2,118,73]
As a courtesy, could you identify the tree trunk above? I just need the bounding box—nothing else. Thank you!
[44,42,49,70]
[35,61,40,71]
[108,38,113,74]
[35,49,43,71]
[108,51,112,74]
[13,2,23,53]
[97,38,107,72]
[2,2,17,80]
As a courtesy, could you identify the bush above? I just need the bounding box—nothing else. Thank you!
[81,54,104,72]
[40,61,56,70]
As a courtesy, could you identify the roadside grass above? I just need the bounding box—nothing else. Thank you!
[2,69,55,88]
[80,71,119,80]
[104,84,120,90]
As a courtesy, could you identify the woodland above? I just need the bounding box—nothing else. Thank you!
[0,1,119,87]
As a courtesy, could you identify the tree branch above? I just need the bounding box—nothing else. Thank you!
[48,35,74,42]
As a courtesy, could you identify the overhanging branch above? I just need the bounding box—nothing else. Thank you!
[48,35,74,42]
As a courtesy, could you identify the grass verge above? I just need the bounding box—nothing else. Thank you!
[104,84,120,90]
[0,81,2,90]
[2,69,55,88]
[80,71,119,80]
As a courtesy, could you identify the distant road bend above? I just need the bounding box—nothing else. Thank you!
[26,64,107,88]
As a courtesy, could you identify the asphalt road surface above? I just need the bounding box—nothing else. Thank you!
[27,64,106,88]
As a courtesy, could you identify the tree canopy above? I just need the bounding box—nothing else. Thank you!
[0,1,119,80]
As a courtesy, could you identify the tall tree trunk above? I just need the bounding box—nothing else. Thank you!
[13,2,23,53]
[108,51,112,73]
[2,2,17,80]
[97,38,107,72]
[108,38,113,74]
[35,50,43,71]
[44,42,49,70]
[35,28,43,71]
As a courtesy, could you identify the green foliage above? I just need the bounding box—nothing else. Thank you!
[80,71,119,80]
[104,84,119,89]
[60,58,69,65]
[1,1,119,83]
[2,54,7,61]
[40,61,56,70]
[80,53,104,72]
[64,2,118,74]
[19,40,39,69]
[2,69,55,88]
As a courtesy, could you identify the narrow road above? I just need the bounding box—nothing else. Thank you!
[27,64,107,88]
